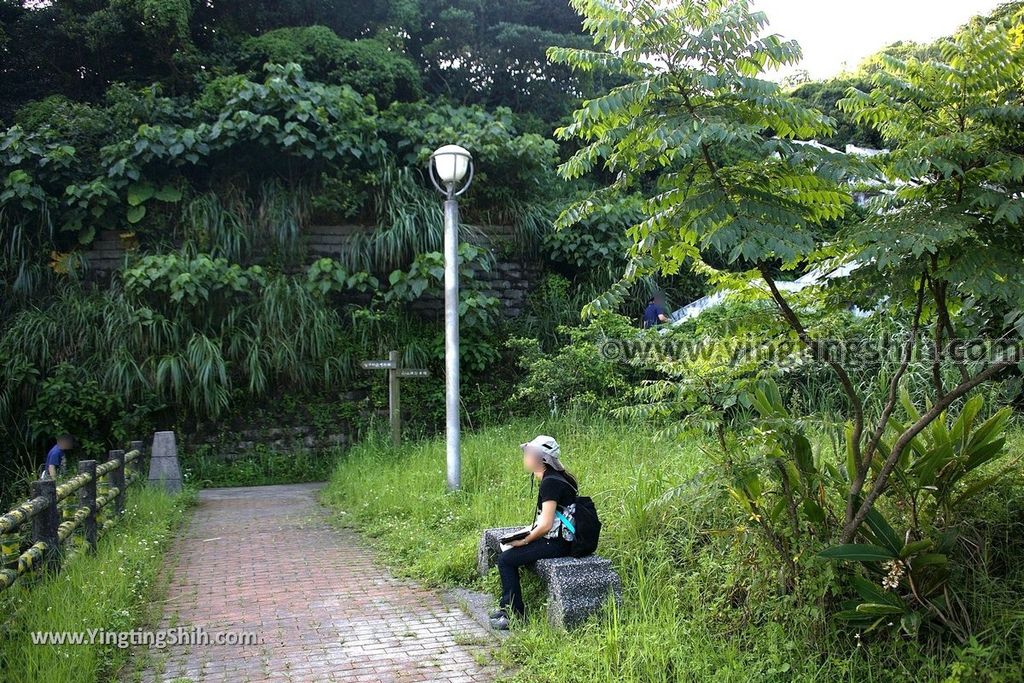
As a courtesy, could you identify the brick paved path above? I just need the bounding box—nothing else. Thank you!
[136,483,499,683]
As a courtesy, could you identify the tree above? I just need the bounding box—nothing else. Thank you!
[236,26,423,104]
[550,0,1024,563]
[1,1,596,126]
[549,0,850,282]
[835,8,1024,540]
[394,0,598,123]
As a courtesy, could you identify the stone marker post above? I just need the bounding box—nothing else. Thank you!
[148,431,183,493]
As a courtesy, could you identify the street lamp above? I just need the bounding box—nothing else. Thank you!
[429,144,473,491]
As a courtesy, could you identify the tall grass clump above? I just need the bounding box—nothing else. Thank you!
[180,181,308,266]
[0,487,193,683]
[321,417,1024,682]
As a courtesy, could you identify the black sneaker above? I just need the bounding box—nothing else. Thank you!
[489,613,511,630]
[488,609,507,620]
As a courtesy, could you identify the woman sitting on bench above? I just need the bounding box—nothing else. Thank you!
[490,434,577,630]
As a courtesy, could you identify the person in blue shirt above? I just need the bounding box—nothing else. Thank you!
[642,293,669,328]
[40,435,75,481]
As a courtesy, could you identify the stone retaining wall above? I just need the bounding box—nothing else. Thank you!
[409,260,541,318]
[82,224,540,316]
[84,230,131,277]
[185,425,353,460]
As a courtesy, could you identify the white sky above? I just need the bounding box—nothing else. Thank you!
[754,0,1007,80]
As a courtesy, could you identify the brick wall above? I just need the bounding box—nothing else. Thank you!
[408,260,541,318]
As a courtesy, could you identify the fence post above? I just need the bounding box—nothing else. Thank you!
[78,460,98,553]
[129,440,145,482]
[108,449,126,516]
[30,480,60,571]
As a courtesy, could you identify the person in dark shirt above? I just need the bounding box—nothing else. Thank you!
[40,434,75,481]
[642,293,669,328]
[490,434,578,630]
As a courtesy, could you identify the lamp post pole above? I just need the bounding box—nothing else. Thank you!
[430,145,473,492]
[443,197,461,491]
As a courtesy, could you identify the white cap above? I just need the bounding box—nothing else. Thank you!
[519,435,564,470]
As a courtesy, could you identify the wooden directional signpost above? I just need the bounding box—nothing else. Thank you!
[361,350,430,446]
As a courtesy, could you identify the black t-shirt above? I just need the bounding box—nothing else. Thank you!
[536,471,576,514]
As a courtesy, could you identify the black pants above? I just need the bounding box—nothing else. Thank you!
[497,537,570,617]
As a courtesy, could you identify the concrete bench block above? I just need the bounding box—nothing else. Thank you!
[478,527,622,629]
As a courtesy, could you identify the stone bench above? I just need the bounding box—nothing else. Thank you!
[477,527,622,629]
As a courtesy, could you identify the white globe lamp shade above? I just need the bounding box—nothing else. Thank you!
[432,144,472,185]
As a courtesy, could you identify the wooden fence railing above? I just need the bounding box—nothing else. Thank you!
[0,440,148,594]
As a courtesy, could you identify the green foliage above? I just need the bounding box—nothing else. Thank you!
[305,258,379,297]
[0,0,594,124]
[386,243,500,328]
[180,180,307,266]
[511,273,591,351]
[888,394,1014,521]
[367,239,507,375]
[542,196,638,279]
[0,269,371,457]
[332,161,446,271]
[237,26,423,103]
[550,0,854,277]
[24,364,121,459]
[1,63,382,255]
[381,100,561,211]
[838,14,1024,306]
[1,61,561,303]
[557,4,1024,643]
[113,62,379,171]
[12,96,118,163]
[822,528,957,640]
[123,253,265,317]
[789,77,883,150]
[739,379,1016,641]
[380,0,597,122]
[507,313,636,415]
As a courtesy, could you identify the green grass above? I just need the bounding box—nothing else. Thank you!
[321,417,1024,683]
[0,486,194,683]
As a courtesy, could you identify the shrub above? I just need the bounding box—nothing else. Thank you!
[507,313,637,416]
